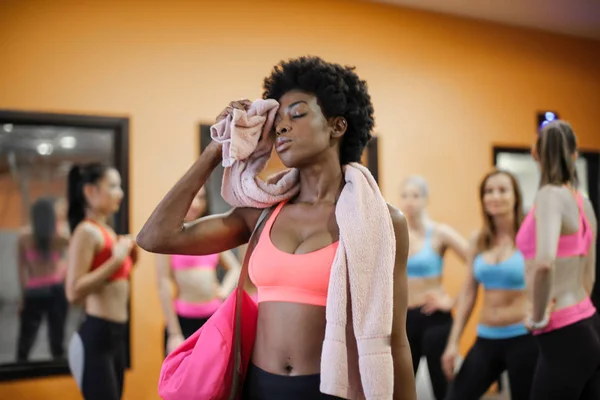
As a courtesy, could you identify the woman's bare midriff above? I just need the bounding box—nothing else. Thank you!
[86,280,130,323]
[173,268,219,303]
[408,276,445,307]
[525,256,589,311]
[252,302,326,376]
[479,289,528,326]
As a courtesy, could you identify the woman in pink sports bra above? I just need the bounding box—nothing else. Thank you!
[16,197,70,361]
[157,187,241,356]
[516,120,599,400]
[138,56,416,399]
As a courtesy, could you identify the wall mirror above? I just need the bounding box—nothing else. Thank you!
[493,145,600,307]
[0,110,130,381]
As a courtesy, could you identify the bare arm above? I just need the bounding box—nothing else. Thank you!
[446,232,480,348]
[137,101,259,256]
[389,205,417,400]
[217,250,242,299]
[65,224,124,303]
[582,197,598,294]
[156,254,183,337]
[532,186,562,322]
[17,236,28,294]
[439,224,469,263]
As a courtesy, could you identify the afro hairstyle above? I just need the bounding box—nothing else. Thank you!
[262,56,375,165]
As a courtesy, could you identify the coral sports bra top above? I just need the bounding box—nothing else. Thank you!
[171,254,220,270]
[249,201,339,307]
[87,220,132,282]
[516,191,593,260]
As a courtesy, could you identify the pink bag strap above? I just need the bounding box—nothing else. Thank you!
[236,207,272,291]
[230,206,274,400]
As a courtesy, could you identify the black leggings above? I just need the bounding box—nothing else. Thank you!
[17,283,68,361]
[406,307,452,400]
[445,334,538,400]
[242,363,345,400]
[530,313,600,400]
[68,315,127,400]
[163,314,208,357]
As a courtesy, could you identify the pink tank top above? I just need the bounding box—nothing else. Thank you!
[516,191,593,260]
[171,253,220,270]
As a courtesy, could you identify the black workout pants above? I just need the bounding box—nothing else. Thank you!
[530,313,600,400]
[406,307,452,400]
[445,334,538,400]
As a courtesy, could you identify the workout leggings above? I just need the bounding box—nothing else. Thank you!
[242,363,345,400]
[530,313,600,400]
[17,283,68,361]
[406,307,452,400]
[163,314,208,357]
[445,334,538,400]
[68,315,127,400]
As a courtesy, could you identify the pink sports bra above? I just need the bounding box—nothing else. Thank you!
[171,253,220,270]
[249,201,339,307]
[516,190,593,260]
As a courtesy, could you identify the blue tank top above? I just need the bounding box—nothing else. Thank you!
[473,250,526,291]
[407,228,443,278]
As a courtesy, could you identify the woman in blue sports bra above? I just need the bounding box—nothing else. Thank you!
[399,176,468,400]
[442,170,539,400]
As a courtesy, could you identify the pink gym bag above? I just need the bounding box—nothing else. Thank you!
[158,208,272,400]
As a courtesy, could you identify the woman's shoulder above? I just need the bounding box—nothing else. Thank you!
[385,203,407,230]
[428,220,462,242]
[535,184,570,203]
[233,206,273,234]
[71,221,104,244]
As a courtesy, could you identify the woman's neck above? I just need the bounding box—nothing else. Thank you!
[295,152,344,205]
[492,213,515,244]
[85,209,109,226]
[406,213,427,233]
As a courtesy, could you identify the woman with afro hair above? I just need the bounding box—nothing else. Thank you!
[138,56,416,400]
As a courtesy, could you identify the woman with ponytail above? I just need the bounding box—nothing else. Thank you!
[516,120,599,399]
[16,197,70,361]
[64,162,137,400]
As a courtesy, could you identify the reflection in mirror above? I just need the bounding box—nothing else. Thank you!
[495,151,589,213]
[0,119,124,380]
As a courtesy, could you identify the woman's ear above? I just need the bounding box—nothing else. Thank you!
[331,117,347,139]
[82,183,96,205]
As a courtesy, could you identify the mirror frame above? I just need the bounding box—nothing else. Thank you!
[0,109,131,382]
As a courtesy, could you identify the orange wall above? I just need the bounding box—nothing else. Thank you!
[1,0,600,398]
